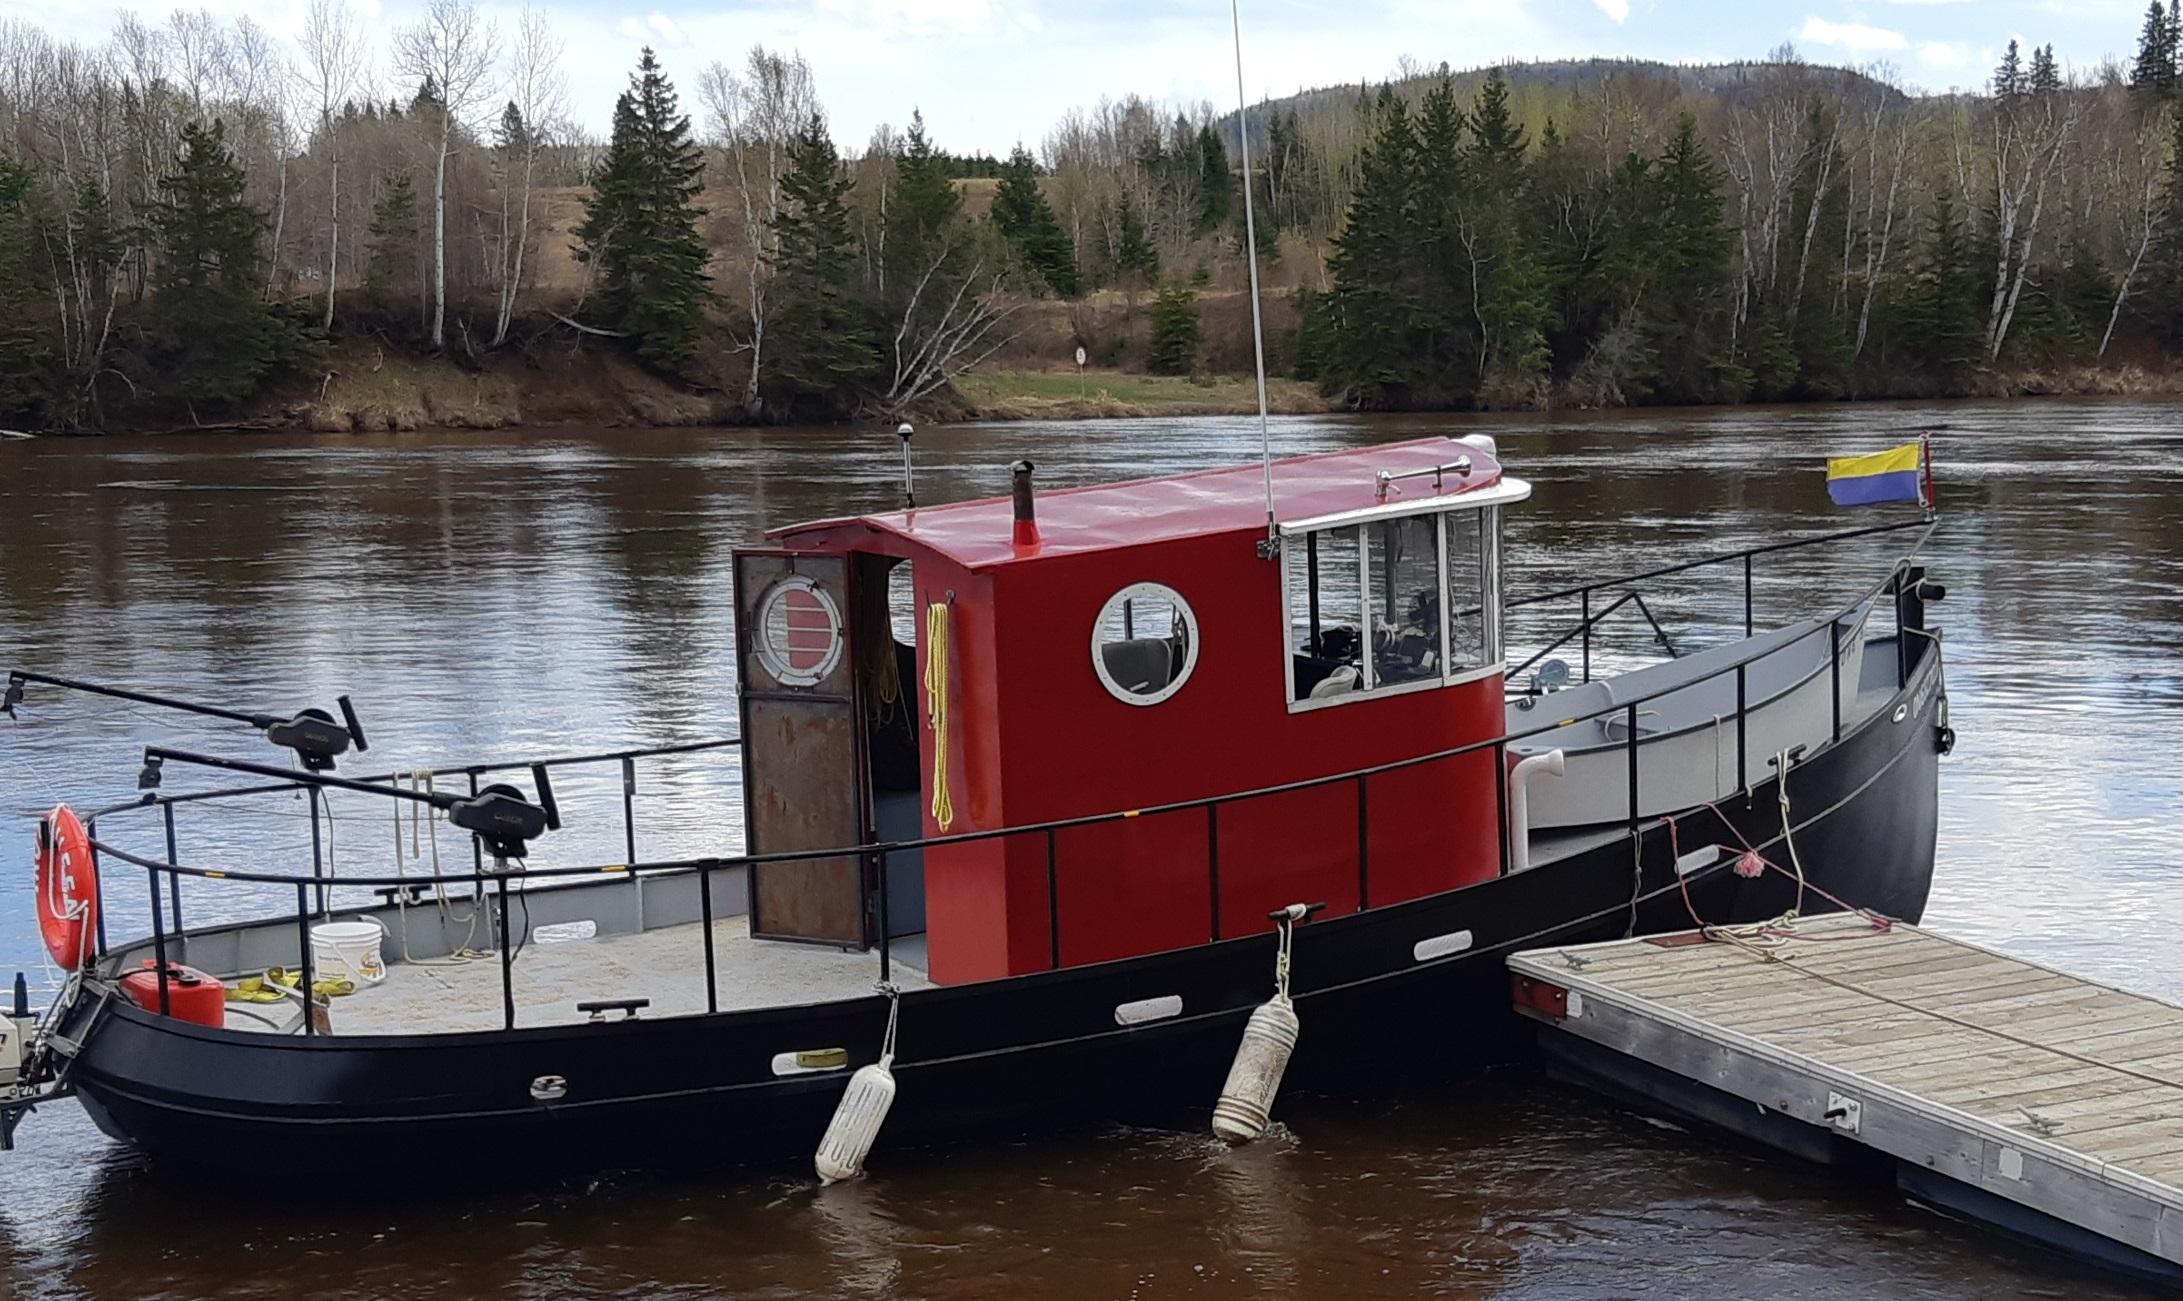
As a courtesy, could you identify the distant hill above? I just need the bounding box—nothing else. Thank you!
[1227,56,1916,135]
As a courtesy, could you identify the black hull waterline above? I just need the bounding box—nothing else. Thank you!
[55,646,1944,1180]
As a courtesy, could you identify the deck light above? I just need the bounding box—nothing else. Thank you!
[896,423,916,509]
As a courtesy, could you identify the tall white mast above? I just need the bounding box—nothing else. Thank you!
[1230,0,1277,557]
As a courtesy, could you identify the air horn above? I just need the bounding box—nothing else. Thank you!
[4,670,367,772]
[138,745,562,864]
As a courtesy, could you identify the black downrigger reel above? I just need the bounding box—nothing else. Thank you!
[6,669,369,774]
[141,746,563,866]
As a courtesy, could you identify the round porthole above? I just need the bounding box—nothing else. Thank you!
[1091,582,1199,706]
[753,576,844,687]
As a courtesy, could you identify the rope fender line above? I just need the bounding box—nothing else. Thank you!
[924,600,955,832]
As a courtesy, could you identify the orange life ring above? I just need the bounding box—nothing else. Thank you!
[34,805,99,971]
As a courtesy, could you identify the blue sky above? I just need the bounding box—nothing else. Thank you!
[15,0,2162,153]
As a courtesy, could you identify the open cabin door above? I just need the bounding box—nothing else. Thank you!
[734,550,869,946]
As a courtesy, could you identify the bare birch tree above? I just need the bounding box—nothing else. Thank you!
[700,45,817,416]
[392,0,498,350]
[1978,51,2081,360]
[299,0,365,329]
[490,4,563,346]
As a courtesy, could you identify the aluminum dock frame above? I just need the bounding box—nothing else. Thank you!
[1508,913,2183,1287]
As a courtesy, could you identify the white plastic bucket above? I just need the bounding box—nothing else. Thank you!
[309,918,387,986]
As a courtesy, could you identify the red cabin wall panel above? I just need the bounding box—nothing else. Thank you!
[1211,783,1364,933]
[976,529,1506,976]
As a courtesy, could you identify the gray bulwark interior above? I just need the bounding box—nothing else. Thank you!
[1507,606,1881,828]
[108,865,936,1033]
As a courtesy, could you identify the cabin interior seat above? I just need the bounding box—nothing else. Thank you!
[1100,638,1175,694]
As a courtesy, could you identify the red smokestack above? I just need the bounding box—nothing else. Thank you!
[1011,460,1041,547]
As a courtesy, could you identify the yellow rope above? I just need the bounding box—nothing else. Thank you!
[925,601,955,830]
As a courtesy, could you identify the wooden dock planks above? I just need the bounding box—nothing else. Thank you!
[1509,914,2183,1277]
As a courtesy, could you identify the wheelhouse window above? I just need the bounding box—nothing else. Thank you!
[1092,582,1200,705]
[1284,505,1502,708]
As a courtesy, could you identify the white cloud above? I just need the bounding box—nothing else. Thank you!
[645,11,687,46]
[1919,39,1972,67]
[1796,16,1909,52]
[1592,0,1631,22]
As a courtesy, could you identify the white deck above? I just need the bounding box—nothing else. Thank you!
[228,916,930,1035]
[1510,915,2183,1275]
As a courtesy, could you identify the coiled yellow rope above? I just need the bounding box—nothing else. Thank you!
[924,601,955,830]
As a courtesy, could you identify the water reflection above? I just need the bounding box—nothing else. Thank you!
[2,399,2181,1297]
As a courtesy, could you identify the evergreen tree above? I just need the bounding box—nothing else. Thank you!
[1780,103,1853,398]
[763,115,879,418]
[573,48,711,377]
[1147,284,1200,374]
[1195,123,1232,232]
[1114,194,1158,281]
[1907,193,1986,380]
[1291,285,1333,381]
[2140,110,2183,344]
[2029,44,2061,97]
[1996,40,2026,100]
[2133,1,2177,101]
[1458,70,1550,397]
[146,120,311,409]
[1323,88,1435,406]
[885,109,965,298]
[495,101,533,158]
[991,144,1080,297]
[1641,115,1745,402]
[366,175,421,317]
[0,161,57,424]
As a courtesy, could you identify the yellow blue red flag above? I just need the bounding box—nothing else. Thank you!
[1826,441,1926,508]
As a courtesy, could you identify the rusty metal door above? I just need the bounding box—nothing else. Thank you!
[735,550,868,946]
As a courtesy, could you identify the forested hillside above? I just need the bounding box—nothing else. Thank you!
[3,3,2183,431]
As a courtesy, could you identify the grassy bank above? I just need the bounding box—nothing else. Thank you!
[953,369,1338,421]
[287,342,724,433]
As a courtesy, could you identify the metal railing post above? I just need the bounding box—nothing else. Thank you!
[1744,553,1755,637]
[1046,828,1061,970]
[86,816,107,957]
[1581,589,1592,682]
[1207,804,1223,942]
[162,801,184,959]
[1356,775,1371,907]
[1494,742,1510,877]
[620,757,638,864]
[625,756,646,932]
[1625,703,1641,840]
[308,789,326,916]
[294,881,315,1036]
[469,771,484,877]
[1734,662,1748,797]
[148,866,170,1015]
[1830,621,1843,742]
[699,865,719,1012]
[874,848,891,986]
[495,876,515,1031]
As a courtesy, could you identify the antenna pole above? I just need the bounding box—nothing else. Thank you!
[1230,0,1277,558]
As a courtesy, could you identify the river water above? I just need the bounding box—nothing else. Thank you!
[0,401,2178,1299]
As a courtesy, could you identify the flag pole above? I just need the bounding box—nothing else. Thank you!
[1920,432,1935,518]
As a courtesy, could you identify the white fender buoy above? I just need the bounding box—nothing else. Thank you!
[1212,903,1311,1144]
[816,982,900,1184]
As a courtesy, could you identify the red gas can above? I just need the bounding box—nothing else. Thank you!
[120,961,226,1027]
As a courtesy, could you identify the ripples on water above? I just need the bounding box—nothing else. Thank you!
[0,400,2177,1298]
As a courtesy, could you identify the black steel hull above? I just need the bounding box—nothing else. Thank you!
[59,646,1945,1180]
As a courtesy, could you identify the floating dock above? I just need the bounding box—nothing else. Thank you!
[1508,914,2183,1286]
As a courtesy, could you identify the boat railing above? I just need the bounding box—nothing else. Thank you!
[75,520,1938,1035]
[1504,515,1932,687]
